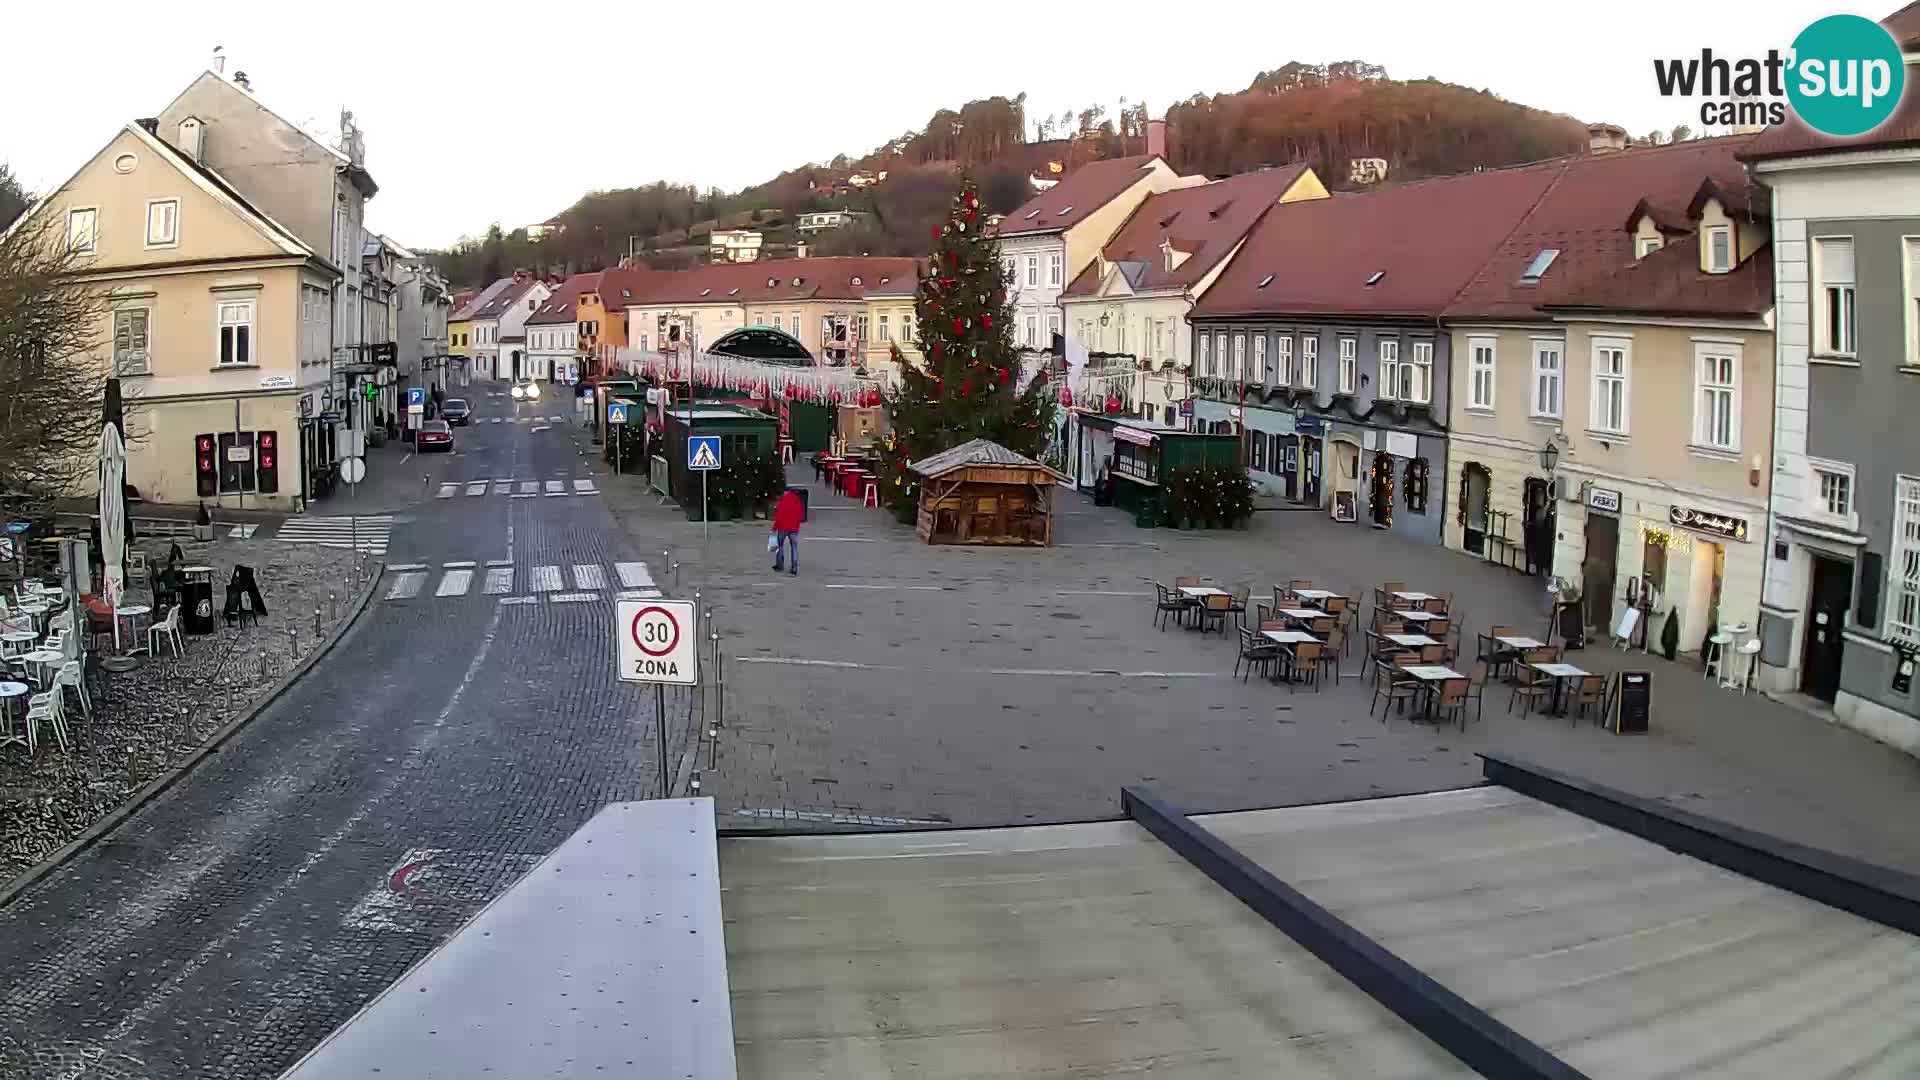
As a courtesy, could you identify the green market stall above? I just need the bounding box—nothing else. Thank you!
[1078,414,1241,528]
[662,404,783,521]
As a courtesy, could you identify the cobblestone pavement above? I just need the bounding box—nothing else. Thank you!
[0,542,367,886]
[0,386,690,1079]
[601,460,1920,875]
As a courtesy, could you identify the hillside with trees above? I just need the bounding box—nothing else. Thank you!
[426,62,1588,288]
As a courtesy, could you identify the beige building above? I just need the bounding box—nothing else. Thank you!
[19,121,341,511]
[1446,161,1773,650]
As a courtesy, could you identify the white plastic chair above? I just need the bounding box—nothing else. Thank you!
[25,688,67,754]
[55,660,90,722]
[148,606,184,658]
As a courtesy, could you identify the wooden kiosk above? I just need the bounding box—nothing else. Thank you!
[908,439,1063,547]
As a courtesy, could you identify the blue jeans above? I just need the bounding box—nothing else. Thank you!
[772,531,798,572]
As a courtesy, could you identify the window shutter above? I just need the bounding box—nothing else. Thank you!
[1819,237,1855,283]
[1857,551,1883,630]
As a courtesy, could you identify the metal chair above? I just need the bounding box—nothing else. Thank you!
[1196,593,1232,636]
[1507,665,1554,717]
[1234,627,1280,683]
[1225,586,1251,632]
[1432,677,1471,729]
[1572,674,1607,726]
[1369,660,1420,719]
[1285,641,1324,692]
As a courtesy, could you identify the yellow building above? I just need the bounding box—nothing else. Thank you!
[16,120,340,510]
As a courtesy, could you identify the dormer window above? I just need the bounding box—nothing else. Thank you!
[792,277,803,286]
[767,277,777,287]
[1364,271,1386,287]
[1519,248,1560,283]
[1637,236,1664,259]
[851,276,862,286]
[1705,226,1733,273]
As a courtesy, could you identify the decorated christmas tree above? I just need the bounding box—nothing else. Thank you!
[875,178,1058,523]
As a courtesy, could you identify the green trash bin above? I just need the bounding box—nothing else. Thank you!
[1134,501,1162,529]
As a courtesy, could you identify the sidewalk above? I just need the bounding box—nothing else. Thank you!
[596,452,1920,874]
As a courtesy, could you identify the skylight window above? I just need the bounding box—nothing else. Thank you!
[700,288,711,297]
[728,287,740,296]
[767,277,777,287]
[851,276,862,285]
[1058,205,1074,216]
[1519,248,1561,283]
[1364,271,1386,287]
[1023,209,1040,220]
[1257,274,1275,288]
[792,277,802,286]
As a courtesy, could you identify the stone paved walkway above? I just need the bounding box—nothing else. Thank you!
[603,460,1920,875]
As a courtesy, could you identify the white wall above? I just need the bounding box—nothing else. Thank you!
[1000,233,1066,349]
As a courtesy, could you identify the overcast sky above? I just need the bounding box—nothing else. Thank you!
[1,0,1823,250]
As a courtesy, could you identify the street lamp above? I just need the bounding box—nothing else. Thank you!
[1538,438,1560,473]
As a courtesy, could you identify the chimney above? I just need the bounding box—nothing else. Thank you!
[796,241,809,259]
[1587,122,1628,154]
[1146,118,1167,159]
[232,70,251,93]
[212,45,225,75]
[512,269,531,284]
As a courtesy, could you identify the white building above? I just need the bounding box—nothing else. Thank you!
[526,272,597,384]
[796,210,866,234]
[470,273,551,382]
[709,229,763,263]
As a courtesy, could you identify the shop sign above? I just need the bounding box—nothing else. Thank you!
[1293,414,1327,435]
[1638,521,1694,553]
[258,374,296,390]
[1113,426,1156,447]
[1669,505,1749,542]
[1588,486,1622,513]
[1178,399,1193,416]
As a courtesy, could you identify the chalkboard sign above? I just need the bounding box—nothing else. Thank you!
[1612,671,1651,734]
[1333,490,1358,522]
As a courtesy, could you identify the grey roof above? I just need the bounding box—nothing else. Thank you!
[451,277,514,321]
[908,439,1054,478]
[1115,260,1151,289]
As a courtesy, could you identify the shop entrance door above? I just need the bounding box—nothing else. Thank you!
[1801,555,1852,703]
[1463,465,1490,556]
[1282,439,1299,501]
[1300,436,1323,504]
[1523,478,1556,577]
[1582,512,1619,631]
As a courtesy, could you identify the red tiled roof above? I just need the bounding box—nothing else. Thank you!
[593,266,658,309]
[622,256,922,307]
[526,272,600,325]
[1062,165,1312,298]
[994,155,1164,237]
[1193,164,1562,319]
[1540,238,1773,319]
[1445,135,1757,321]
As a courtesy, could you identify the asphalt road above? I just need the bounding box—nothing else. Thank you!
[0,386,692,1080]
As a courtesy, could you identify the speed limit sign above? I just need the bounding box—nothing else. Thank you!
[616,598,697,685]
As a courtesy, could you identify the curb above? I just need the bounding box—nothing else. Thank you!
[0,560,386,911]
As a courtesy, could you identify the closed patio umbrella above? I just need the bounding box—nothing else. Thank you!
[98,421,126,650]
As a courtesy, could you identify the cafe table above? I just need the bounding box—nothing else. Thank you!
[1400,664,1465,723]
[1385,633,1439,649]
[1529,661,1592,715]
[1177,585,1225,598]
[20,649,63,690]
[1277,607,1324,623]
[1398,610,1438,623]
[1393,591,1439,604]
[1497,635,1546,650]
[1291,588,1339,602]
[1261,629,1321,683]
[0,679,28,750]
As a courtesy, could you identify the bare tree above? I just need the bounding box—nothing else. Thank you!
[0,202,114,514]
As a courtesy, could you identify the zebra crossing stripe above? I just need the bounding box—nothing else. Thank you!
[227,524,258,539]
[614,562,655,590]
[549,592,599,603]
[544,481,564,495]
[493,481,515,496]
[385,572,426,600]
[572,564,605,590]
[465,482,487,496]
[529,565,563,592]
[573,479,597,494]
[483,568,514,595]
[616,589,663,600]
[436,484,458,499]
[518,481,539,495]
[488,418,503,424]
[435,569,473,597]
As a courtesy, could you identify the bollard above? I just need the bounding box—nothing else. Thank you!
[313,606,322,638]
[329,591,338,621]
[259,650,270,680]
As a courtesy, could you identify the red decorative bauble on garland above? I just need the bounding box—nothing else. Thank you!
[982,314,992,329]
[1059,386,1074,407]
[952,318,963,335]
[1105,394,1122,414]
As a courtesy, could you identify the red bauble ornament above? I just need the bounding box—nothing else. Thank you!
[982,314,992,329]
[1059,387,1074,407]
[830,388,842,404]
[932,226,942,239]
[952,318,963,335]
[961,381,972,397]
[1105,394,1122,414]
[947,251,957,266]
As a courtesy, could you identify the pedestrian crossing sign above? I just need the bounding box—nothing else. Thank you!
[607,402,629,425]
[688,435,721,471]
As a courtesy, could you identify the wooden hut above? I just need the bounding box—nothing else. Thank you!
[907,439,1063,546]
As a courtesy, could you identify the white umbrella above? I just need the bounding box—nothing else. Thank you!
[98,421,127,651]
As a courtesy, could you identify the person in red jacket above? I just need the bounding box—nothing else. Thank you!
[770,488,805,575]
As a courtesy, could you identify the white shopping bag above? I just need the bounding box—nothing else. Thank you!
[768,533,779,553]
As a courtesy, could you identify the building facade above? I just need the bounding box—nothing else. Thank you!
[392,247,451,393]
[1190,164,1562,542]
[24,121,339,511]
[469,274,550,382]
[1746,42,1920,750]
[526,273,594,384]
[709,229,762,263]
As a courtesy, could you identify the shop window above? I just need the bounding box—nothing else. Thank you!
[1404,457,1429,514]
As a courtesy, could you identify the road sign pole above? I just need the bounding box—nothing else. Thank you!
[656,683,668,798]
[702,470,709,544]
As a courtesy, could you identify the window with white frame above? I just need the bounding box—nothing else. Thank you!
[1890,475,1920,644]
[1706,226,1733,273]
[1002,257,1016,284]
[1046,311,1060,344]
[1199,331,1212,375]
[1232,333,1246,381]
[1531,340,1563,418]
[1467,336,1496,409]
[1905,237,1919,366]
[217,299,255,366]
[1025,256,1038,287]
[1253,336,1268,382]
[1048,253,1062,287]
[113,308,150,375]
[1809,459,1856,528]
[1638,235,1663,258]
[1694,343,1740,451]
[1216,332,1230,379]
[1407,341,1433,403]
[1025,315,1037,346]
[1816,237,1856,356]
[1377,339,1400,399]
[878,315,891,341]
[1274,335,1292,384]
[1301,336,1318,388]
[904,311,917,342]
[1117,320,1127,353]
[1337,337,1356,393]
[1590,338,1630,434]
[145,198,179,247]
[66,208,96,254]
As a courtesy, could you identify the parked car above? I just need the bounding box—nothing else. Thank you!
[441,399,472,425]
[417,420,454,452]
[509,382,542,401]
